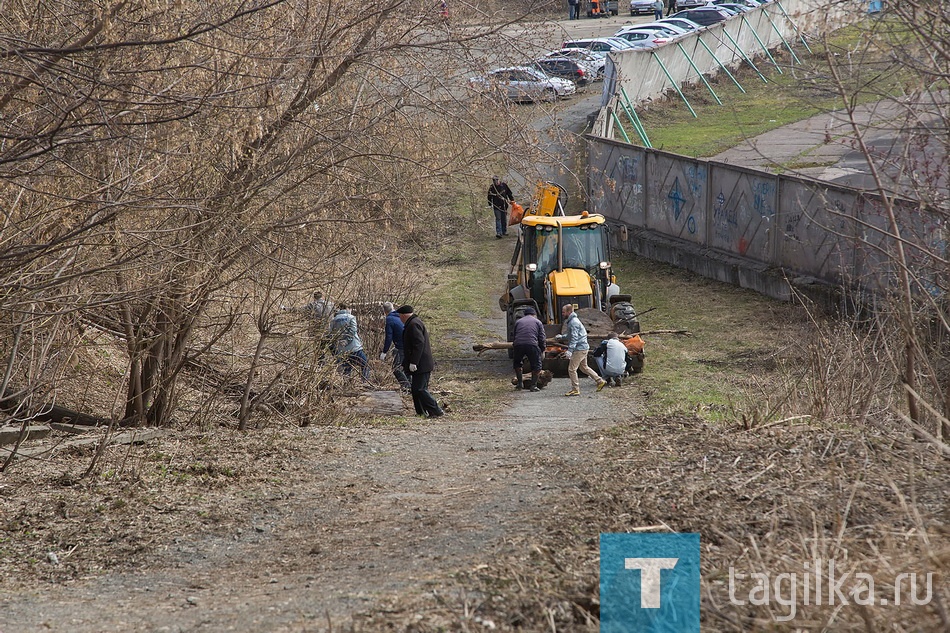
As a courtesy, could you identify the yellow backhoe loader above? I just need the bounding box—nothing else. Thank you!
[499,182,642,374]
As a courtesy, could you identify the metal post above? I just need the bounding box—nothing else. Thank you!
[610,108,632,144]
[721,28,768,83]
[776,1,813,54]
[697,36,746,94]
[651,52,698,118]
[676,42,722,105]
[763,9,802,65]
[619,87,652,148]
[741,15,782,73]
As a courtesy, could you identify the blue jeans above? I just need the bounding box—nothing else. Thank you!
[569,4,579,19]
[493,205,508,236]
[339,350,369,382]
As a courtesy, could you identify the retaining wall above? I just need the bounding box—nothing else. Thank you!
[586,137,942,304]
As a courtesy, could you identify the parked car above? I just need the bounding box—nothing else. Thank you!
[674,7,731,25]
[544,48,606,79]
[533,58,592,87]
[711,0,760,7]
[676,0,707,9]
[468,67,577,103]
[629,0,654,15]
[632,21,693,35]
[562,37,638,55]
[614,27,680,46]
[707,3,746,15]
[656,16,704,32]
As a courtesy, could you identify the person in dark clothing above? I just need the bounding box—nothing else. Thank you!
[380,301,411,392]
[511,307,546,391]
[396,305,444,418]
[487,175,515,239]
[666,0,677,16]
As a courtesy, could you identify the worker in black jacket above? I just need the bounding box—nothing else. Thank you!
[396,305,444,418]
[487,175,514,239]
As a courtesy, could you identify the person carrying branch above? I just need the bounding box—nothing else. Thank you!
[487,175,515,239]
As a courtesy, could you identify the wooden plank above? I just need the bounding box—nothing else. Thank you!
[49,423,96,435]
[350,391,407,417]
[0,428,167,461]
[0,425,51,446]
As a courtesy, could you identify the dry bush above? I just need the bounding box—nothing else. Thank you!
[1,0,559,447]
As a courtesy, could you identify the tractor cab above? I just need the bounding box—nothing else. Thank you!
[519,213,613,329]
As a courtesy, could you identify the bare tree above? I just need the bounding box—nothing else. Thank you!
[0,1,565,438]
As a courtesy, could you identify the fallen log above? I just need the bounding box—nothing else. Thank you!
[1,388,110,427]
[637,329,691,337]
[472,330,691,354]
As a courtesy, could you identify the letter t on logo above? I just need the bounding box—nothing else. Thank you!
[624,558,679,608]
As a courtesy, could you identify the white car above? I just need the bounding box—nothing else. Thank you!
[614,29,674,47]
[562,37,638,55]
[633,21,692,35]
[614,25,682,46]
[468,67,577,103]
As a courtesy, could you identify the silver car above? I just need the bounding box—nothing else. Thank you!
[630,0,654,15]
[469,67,577,103]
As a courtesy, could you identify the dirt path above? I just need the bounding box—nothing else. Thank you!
[0,372,633,632]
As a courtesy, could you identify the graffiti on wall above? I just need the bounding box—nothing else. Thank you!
[668,177,696,234]
[619,155,644,196]
[713,190,737,244]
[752,180,776,218]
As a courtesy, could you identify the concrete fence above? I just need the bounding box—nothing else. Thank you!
[593,0,855,137]
[586,137,942,303]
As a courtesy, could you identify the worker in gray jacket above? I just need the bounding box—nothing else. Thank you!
[556,305,607,396]
[328,303,369,382]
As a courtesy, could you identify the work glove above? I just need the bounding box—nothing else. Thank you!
[564,351,572,360]
[379,352,387,361]
[409,363,418,373]
[555,334,564,341]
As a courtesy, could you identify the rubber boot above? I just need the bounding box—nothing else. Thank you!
[529,370,540,392]
[515,370,524,390]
